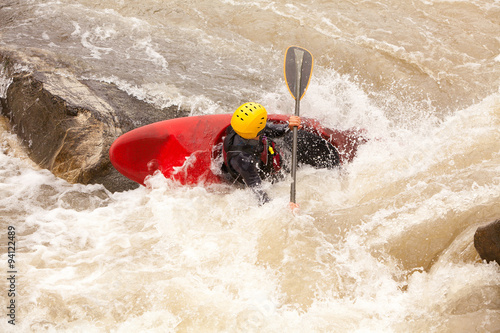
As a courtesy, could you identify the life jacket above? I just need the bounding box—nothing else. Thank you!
[222,126,282,183]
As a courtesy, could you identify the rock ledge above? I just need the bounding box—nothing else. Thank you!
[0,47,189,192]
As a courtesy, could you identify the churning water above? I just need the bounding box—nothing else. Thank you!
[0,0,499,332]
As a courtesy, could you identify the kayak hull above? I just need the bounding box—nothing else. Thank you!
[109,114,366,186]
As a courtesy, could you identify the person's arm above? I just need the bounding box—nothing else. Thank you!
[265,116,302,137]
[229,153,270,205]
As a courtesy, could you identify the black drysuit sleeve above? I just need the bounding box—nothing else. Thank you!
[264,123,289,137]
[229,152,270,205]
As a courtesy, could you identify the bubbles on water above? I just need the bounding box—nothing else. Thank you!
[2,93,500,332]
[2,0,500,329]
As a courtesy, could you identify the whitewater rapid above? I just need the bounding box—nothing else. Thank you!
[1,0,500,332]
[1,90,499,331]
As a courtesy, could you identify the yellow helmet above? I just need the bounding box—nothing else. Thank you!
[231,102,267,139]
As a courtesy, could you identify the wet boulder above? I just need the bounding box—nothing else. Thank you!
[474,219,500,265]
[0,47,189,192]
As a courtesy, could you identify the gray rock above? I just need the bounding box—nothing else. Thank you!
[0,47,189,192]
[474,219,500,265]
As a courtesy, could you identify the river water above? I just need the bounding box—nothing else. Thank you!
[1,0,499,332]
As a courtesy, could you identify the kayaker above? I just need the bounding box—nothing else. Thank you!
[222,102,301,207]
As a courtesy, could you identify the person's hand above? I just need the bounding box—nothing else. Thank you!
[288,116,302,130]
[289,202,300,214]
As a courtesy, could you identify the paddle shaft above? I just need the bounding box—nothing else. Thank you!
[290,48,304,203]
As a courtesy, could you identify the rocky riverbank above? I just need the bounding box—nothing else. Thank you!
[0,46,189,192]
[474,219,500,266]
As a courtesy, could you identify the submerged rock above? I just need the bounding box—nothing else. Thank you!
[474,219,500,265]
[0,47,189,192]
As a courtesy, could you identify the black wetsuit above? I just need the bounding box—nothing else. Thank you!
[223,123,289,204]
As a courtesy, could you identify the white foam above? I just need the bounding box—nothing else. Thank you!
[0,63,13,99]
[1,0,500,330]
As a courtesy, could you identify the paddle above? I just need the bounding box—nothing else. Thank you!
[284,46,313,204]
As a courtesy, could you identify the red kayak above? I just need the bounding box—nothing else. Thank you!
[109,114,366,186]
